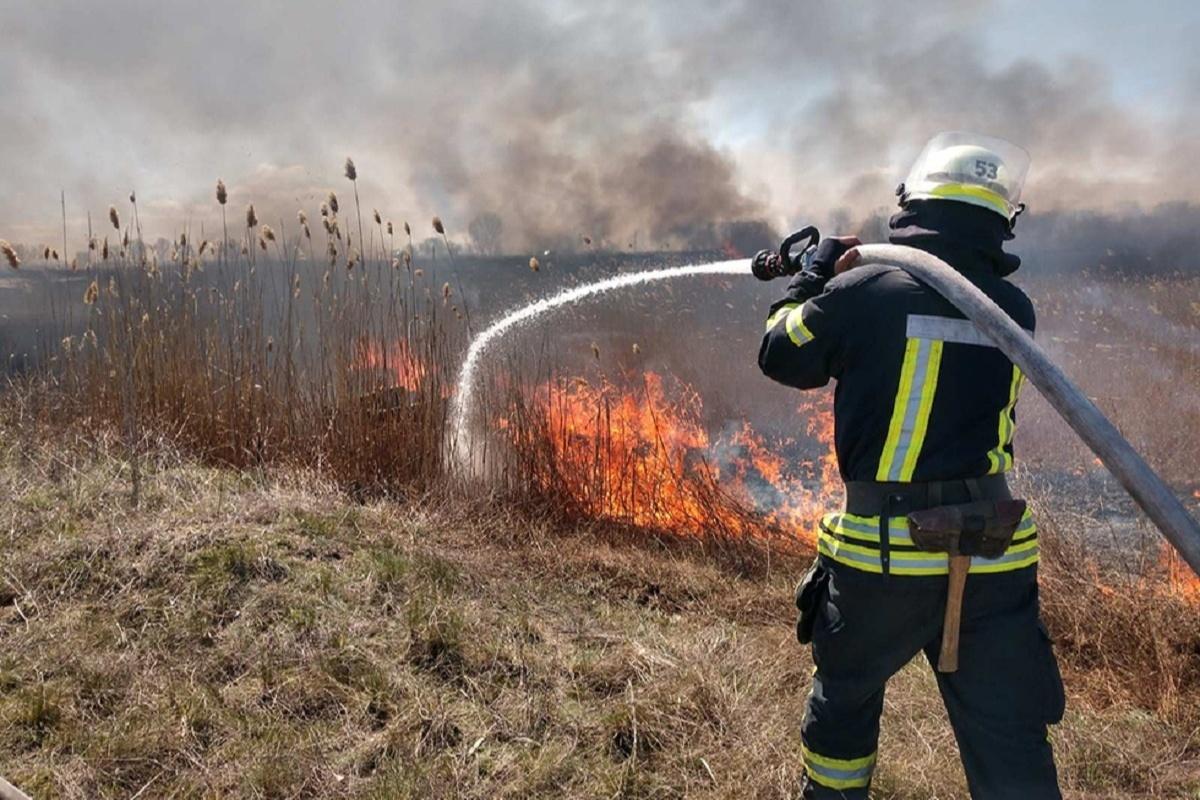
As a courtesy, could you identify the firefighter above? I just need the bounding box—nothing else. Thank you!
[756,132,1063,799]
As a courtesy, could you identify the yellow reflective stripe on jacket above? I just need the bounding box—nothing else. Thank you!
[784,305,815,347]
[764,303,798,333]
[987,366,1024,474]
[817,511,1038,576]
[928,182,1010,217]
[876,337,944,482]
[802,744,875,790]
[765,302,815,347]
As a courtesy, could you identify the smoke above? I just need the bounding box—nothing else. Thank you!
[1,1,1198,252]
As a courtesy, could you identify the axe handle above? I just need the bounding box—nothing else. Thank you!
[938,555,970,673]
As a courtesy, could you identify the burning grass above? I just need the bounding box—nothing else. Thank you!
[497,370,839,552]
[1,423,1199,798]
[3,170,1200,796]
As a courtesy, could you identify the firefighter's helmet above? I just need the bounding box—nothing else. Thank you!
[899,132,1030,223]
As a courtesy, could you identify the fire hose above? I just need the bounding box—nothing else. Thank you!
[0,775,31,800]
[761,232,1200,672]
[766,231,1200,578]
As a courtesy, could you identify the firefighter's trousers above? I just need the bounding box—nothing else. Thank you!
[800,560,1064,799]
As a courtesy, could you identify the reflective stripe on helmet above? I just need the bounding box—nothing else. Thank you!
[925,181,1012,217]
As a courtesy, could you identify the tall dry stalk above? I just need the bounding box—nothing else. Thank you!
[216,179,228,264]
[60,189,68,269]
[0,240,19,270]
[345,158,368,267]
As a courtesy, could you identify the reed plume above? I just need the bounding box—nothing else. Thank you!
[217,179,229,264]
[0,240,19,269]
[320,202,330,218]
[328,192,339,215]
[373,209,382,225]
[43,246,51,260]
[298,210,307,225]
[529,256,540,272]
[404,221,411,236]
[51,248,59,261]
[432,216,444,235]
[109,206,120,230]
[344,157,357,181]
[261,225,276,242]
[386,221,393,236]
[246,204,258,228]
[83,279,99,305]
[102,237,110,260]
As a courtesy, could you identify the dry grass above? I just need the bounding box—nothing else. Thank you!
[4,173,1200,797]
[28,193,459,498]
[1,417,1199,799]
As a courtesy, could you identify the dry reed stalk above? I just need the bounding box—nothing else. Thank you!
[217,179,229,263]
[0,240,19,269]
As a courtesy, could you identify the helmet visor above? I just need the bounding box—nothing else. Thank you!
[904,131,1030,219]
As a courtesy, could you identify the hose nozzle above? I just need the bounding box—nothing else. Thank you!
[752,225,821,281]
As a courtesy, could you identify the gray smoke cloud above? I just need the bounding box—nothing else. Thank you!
[1,1,1197,252]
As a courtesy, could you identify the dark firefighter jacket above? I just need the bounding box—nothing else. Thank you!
[759,200,1038,576]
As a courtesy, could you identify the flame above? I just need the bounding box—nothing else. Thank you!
[506,371,839,541]
[1163,542,1200,603]
[353,338,428,392]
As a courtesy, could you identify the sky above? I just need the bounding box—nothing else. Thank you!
[2,0,1199,251]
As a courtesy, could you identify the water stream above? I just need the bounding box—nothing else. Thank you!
[447,259,749,473]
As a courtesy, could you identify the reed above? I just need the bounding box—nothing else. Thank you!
[1,240,20,269]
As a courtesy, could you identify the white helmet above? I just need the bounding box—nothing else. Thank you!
[900,132,1030,223]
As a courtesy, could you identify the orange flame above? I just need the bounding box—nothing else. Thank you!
[353,338,428,392]
[509,371,839,541]
[1163,542,1200,603]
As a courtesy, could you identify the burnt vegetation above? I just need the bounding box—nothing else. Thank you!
[2,169,1200,798]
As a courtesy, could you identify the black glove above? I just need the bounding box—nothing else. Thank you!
[751,249,789,281]
[775,237,853,301]
[808,237,855,281]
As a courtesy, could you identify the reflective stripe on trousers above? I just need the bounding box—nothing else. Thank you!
[802,744,875,791]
